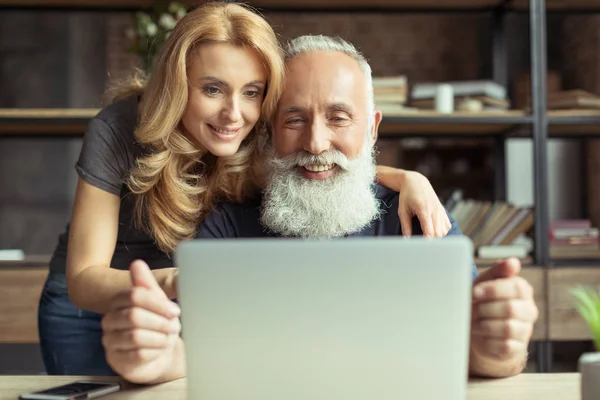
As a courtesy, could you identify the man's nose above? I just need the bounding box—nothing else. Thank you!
[222,96,242,122]
[303,120,330,154]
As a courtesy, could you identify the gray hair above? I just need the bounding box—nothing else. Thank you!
[284,35,375,126]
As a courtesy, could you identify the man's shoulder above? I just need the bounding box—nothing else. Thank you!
[373,183,401,218]
[373,183,400,203]
[197,196,265,238]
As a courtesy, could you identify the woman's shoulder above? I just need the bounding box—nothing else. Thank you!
[93,94,139,133]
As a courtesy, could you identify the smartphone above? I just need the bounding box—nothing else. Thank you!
[19,380,120,400]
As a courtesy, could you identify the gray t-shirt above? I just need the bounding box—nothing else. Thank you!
[49,96,173,273]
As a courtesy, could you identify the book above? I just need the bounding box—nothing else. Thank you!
[411,80,507,101]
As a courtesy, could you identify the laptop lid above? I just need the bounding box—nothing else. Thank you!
[175,236,473,400]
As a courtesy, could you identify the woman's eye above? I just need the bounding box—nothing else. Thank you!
[245,90,260,98]
[204,86,221,95]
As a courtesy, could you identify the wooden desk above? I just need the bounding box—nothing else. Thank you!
[0,373,580,399]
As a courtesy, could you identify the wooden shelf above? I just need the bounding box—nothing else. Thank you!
[509,0,600,11]
[379,110,529,137]
[0,108,532,137]
[0,108,97,136]
[6,108,600,138]
[0,254,50,269]
[547,110,600,137]
[0,0,505,10]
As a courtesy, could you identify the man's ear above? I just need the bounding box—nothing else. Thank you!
[370,110,383,146]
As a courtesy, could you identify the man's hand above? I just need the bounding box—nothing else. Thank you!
[101,260,185,384]
[469,258,539,378]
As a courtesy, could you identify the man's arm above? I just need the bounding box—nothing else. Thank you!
[468,258,537,378]
[440,213,535,377]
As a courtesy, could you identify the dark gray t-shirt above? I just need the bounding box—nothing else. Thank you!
[49,96,173,273]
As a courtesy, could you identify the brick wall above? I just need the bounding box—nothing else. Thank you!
[105,12,487,87]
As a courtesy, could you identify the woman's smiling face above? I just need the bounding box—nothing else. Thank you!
[181,42,267,156]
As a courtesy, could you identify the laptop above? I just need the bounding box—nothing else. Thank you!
[175,236,473,400]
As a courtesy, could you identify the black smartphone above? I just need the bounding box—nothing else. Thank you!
[19,380,120,400]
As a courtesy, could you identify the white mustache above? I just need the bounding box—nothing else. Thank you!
[274,150,351,171]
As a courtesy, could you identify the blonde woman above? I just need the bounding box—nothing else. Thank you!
[38,1,451,376]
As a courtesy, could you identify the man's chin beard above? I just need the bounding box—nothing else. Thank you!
[260,145,380,238]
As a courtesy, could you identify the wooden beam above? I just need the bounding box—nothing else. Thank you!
[0,0,504,10]
[509,0,600,10]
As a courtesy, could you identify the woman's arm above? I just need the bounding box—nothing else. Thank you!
[65,178,178,314]
[376,165,451,237]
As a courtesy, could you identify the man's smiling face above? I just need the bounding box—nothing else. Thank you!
[260,49,383,239]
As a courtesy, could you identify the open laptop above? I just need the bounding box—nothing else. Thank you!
[175,236,473,400]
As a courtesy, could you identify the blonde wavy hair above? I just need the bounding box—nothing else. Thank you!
[117,2,284,254]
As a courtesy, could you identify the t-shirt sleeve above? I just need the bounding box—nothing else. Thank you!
[196,207,238,238]
[445,212,479,281]
[75,117,131,196]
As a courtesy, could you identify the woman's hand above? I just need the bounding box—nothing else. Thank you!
[376,166,451,237]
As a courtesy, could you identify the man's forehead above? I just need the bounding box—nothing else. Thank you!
[279,51,366,110]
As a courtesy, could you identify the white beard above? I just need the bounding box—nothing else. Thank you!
[260,141,380,238]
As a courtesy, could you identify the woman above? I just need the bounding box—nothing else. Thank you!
[38,1,450,376]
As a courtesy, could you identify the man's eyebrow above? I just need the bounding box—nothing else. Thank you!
[280,106,305,115]
[327,102,354,113]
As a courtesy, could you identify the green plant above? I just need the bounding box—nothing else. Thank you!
[126,2,187,70]
[572,285,600,351]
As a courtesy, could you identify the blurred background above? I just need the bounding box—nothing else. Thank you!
[1,0,599,376]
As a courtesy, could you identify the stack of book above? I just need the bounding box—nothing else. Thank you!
[409,80,510,111]
[447,195,534,260]
[373,76,408,115]
[550,219,600,260]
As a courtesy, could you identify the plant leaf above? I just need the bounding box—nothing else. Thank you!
[571,285,600,350]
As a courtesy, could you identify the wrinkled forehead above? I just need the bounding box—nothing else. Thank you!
[277,51,368,115]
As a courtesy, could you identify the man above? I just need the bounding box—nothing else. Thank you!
[101,35,539,384]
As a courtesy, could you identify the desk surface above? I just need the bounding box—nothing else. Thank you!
[0,373,580,399]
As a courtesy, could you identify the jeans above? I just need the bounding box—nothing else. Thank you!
[37,271,116,376]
